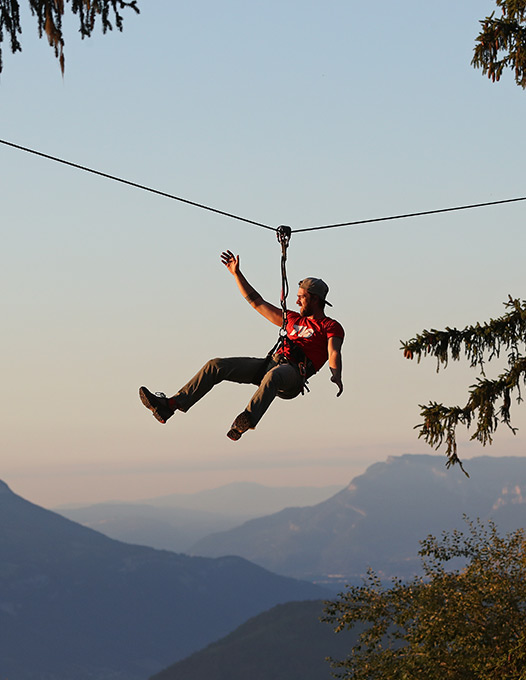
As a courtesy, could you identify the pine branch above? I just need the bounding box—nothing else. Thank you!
[0,1,22,72]
[401,297,526,373]
[403,297,526,470]
[417,355,526,473]
[0,0,139,73]
[472,1,526,88]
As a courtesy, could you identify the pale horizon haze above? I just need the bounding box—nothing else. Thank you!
[1,0,525,508]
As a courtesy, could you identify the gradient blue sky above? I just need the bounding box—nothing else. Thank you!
[1,0,525,506]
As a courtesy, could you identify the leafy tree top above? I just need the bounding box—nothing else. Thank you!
[324,518,526,680]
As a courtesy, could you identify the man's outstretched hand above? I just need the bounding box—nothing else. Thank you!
[221,250,240,275]
[330,372,344,397]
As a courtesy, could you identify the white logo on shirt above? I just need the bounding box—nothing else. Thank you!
[290,324,314,339]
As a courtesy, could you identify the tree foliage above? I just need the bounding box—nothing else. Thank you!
[0,0,139,73]
[323,519,526,680]
[473,0,526,87]
[401,297,526,472]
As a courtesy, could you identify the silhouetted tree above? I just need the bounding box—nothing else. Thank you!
[324,519,526,680]
[0,0,139,73]
[401,297,526,472]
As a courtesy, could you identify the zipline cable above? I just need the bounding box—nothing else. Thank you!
[0,138,274,232]
[295,196,526,233]
[2,138,526,235]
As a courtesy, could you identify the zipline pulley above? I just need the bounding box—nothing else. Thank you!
[276,224,292,251]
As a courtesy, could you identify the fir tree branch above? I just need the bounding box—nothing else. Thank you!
[0,0,139,73]
[402,297,526,373]
[0,1,22,72]
[403,297,526,470]
[472,1,526,88]
[417,356,526,473]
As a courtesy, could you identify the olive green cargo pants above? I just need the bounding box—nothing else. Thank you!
[173,356,304,428]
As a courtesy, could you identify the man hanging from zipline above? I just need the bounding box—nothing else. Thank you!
[139,249,344,440]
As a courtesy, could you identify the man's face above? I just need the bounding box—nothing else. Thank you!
[296,287,315,317]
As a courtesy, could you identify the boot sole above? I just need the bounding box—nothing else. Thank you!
[226,428,242,441]
[139,387,170,424]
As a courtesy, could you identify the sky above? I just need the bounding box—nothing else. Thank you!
[1,0,525,507]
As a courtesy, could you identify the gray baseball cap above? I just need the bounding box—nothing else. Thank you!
[298,277,332,307]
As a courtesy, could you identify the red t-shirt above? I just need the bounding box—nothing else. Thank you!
[278,311,345,372]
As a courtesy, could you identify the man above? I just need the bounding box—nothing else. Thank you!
[139,250,344,440]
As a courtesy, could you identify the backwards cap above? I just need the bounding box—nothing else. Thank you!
[298,278,332,307]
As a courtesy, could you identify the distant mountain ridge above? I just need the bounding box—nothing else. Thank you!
[190,455,526,585]
[56,501,240,553]
[0,480,326,680]
[55,482,342,553]
[139,482,344,515]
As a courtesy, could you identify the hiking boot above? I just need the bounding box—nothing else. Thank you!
[226,411,253,441]
[139,386,174,424]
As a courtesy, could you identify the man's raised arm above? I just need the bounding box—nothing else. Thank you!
[221,250,282,326]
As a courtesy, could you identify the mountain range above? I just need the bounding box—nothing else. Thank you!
[190,454,526,585]
[55,482,342,553]
[0,480,326,680]
[5,453,526,680]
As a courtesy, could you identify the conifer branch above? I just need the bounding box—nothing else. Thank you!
[402,297,526,373]
[0,0,139,73]
[402,298,526,471]
[472,1,526,88]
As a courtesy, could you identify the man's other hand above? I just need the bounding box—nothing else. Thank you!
[220,250,240,275]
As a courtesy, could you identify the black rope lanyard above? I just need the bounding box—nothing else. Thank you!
[276,225,292,351]
[273,225,311,391]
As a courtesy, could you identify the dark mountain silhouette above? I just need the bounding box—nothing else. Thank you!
[55,482,342,553]
[191,454,526,585]
[149,600,358,680]
[0,480,326,680]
